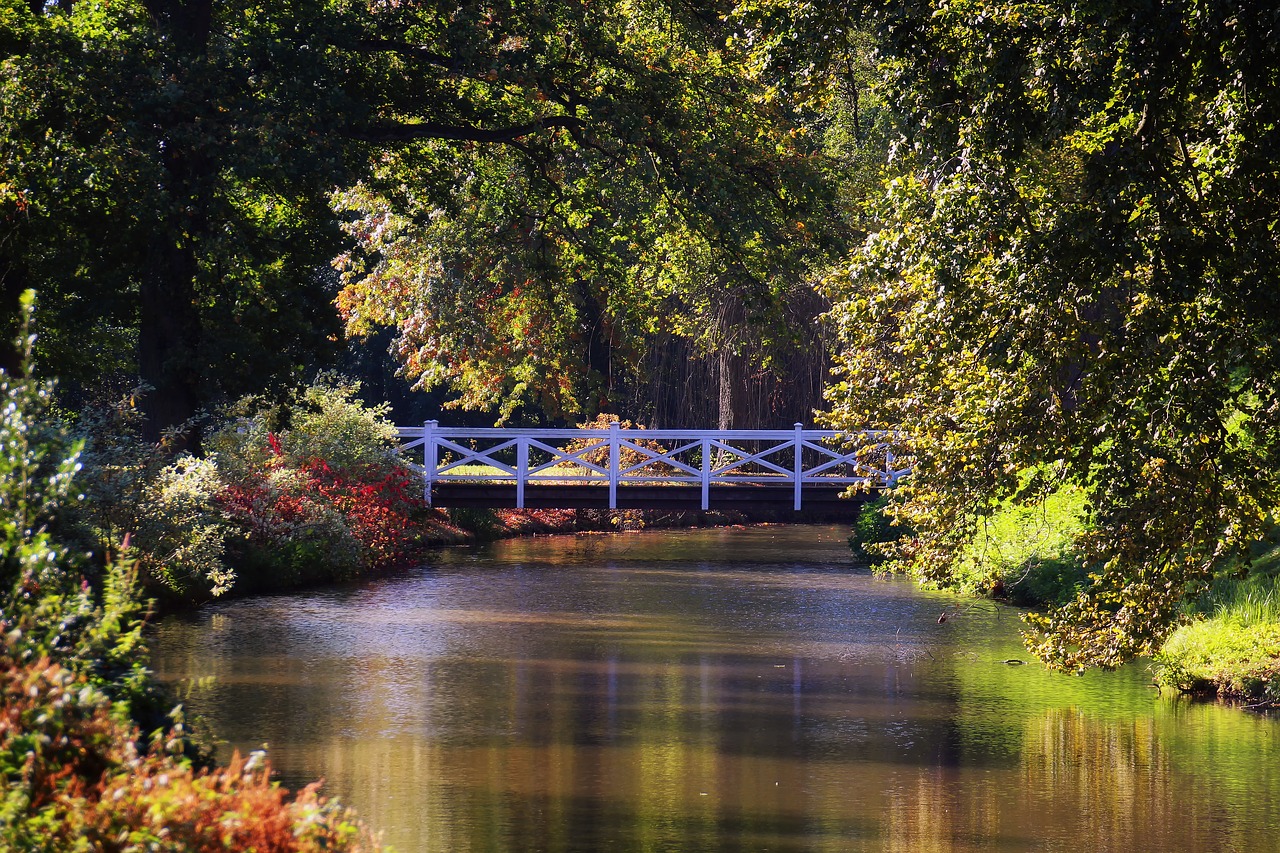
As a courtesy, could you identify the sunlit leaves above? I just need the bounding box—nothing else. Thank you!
[823,0,1280,668]
[334,1,851,421]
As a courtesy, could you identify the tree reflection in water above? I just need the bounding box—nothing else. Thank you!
[153,526,1280,852]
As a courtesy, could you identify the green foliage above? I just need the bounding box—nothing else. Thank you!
[3,0,871,431]
[278,375,401,471]
[446,507,501,540]
[72,389,237,600]
[821,0,1280,669]
[2,0,349,429]
[74,388,170,551]
[136,456,236,599]
[207,375,400,480]
[955,483,1091,608]
[0,294,158,728]
[332,1,859,420]
[847,496,903,564]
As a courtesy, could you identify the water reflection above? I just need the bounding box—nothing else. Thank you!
[153,526,1280,852]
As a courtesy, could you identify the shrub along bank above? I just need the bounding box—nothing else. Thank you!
[0,302,382,850]
[77,375,463,604]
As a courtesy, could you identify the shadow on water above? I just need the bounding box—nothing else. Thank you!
[153,526,1280,853]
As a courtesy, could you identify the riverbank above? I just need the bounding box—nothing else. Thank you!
[854,493,1280,707]
[439,504,859,540]
[1153,536,1280,709]
[156,504,863,608]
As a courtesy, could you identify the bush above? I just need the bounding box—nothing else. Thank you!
[848,495,905,564]
[0,294,382,850]
[206,375,425,590]
[206,374,400,477]
[135,456,237,598]
[283,376,401,471]
[72,388,240,601]
[0,651,381,852]
[218,473,365,590]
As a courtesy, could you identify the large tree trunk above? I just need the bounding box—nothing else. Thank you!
[136,0,213,443]
[138,233,201,443]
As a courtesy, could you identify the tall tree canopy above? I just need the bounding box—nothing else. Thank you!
[821,0,1280,667]
[333,0,859,423]
[1,0,865,432]
[2,0,351,432]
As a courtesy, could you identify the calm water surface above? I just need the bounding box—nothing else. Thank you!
[152,526,1280,852]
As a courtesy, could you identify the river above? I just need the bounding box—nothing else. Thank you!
[152,525,1280,852]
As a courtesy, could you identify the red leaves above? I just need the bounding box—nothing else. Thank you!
[1,656,378,851]
[299,459,422,564]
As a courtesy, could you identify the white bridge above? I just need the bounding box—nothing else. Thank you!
[397,422,908,512]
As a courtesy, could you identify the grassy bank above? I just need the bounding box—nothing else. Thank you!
[854,488,1280,707]
[852,485,1092,609]
[1154,534,1280,707]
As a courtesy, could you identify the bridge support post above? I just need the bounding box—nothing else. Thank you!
[794,423,804,511]
[516,437,528,509]
[700,437,710,511]
[424,420,437,506]
[608,421,619,509]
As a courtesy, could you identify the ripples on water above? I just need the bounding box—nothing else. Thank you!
[153,526,1280,852]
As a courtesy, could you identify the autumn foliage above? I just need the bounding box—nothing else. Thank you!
[1,653,380,852]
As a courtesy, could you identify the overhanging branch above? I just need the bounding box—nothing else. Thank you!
[349,116,584,144]
[349,39,459,70]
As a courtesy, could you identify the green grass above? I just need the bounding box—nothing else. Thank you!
[951,484,1091,607]
[1154,530,1280,703]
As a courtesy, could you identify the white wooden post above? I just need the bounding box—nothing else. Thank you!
[516,436,528,509]
[793,423,804,511]
[885,449,896,488]
[608,421,620,509]
[700,436,711,511]
[424,420,437,506]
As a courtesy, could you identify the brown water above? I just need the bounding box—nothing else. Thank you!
[152,526,1280,852]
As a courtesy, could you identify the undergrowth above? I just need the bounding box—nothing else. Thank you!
[0,292,382,849]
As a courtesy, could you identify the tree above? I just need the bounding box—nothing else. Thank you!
[2,0,351,435]
[822,0,1280,668]
[3,0,869,434]
[334,0,859,423]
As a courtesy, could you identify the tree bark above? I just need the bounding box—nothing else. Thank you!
[138,232,201,444]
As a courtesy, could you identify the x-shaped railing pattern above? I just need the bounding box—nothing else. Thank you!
[397,423,910,510]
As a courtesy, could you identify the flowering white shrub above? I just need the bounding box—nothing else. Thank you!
[137,455,238,597]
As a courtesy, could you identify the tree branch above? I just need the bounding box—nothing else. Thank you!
[348,116,585,144]
[348,39,460,70]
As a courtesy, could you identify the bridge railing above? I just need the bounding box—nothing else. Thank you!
[396,422,910,511]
